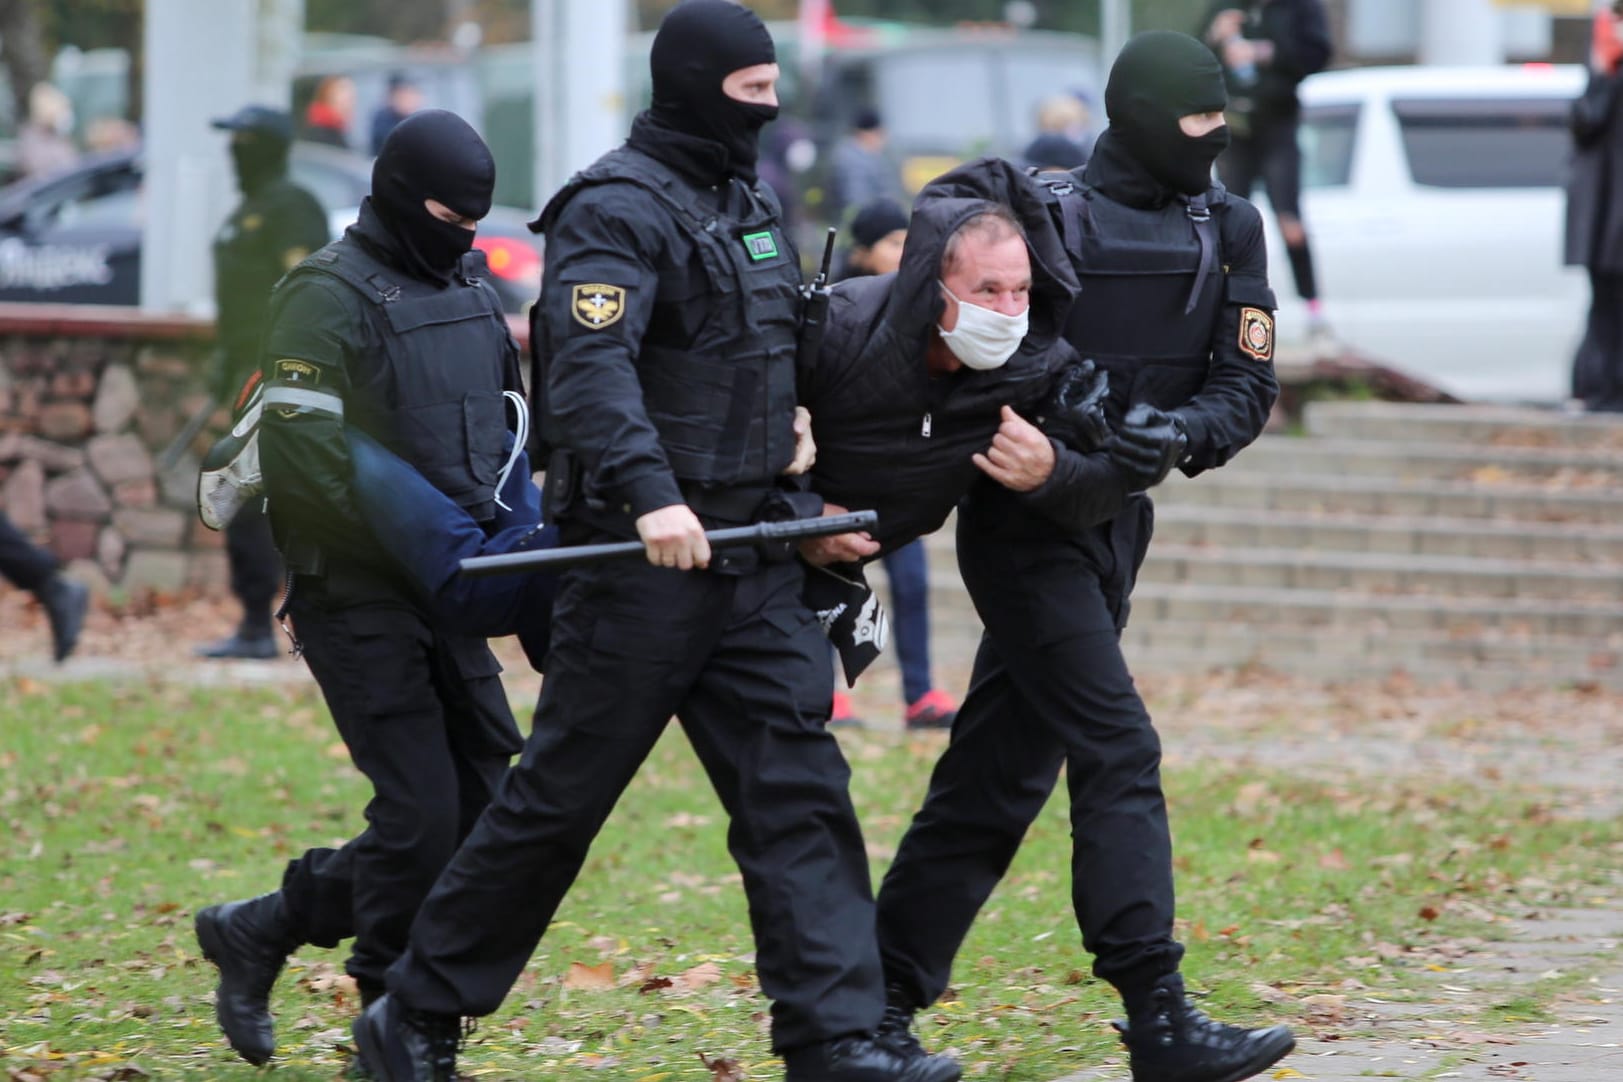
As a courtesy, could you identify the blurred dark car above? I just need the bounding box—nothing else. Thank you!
[0,142,542,313]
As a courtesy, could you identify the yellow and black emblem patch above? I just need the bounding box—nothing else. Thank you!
[572,283,626,330]
[281,246,310,272]
[271,359,320,418]
[1238,307,1274,362]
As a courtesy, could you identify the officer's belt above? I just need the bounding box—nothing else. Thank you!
[681,482,774,525]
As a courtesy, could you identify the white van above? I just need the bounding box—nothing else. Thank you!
[1261,64,1589,403]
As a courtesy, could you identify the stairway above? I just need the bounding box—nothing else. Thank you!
[915,402,1623,692]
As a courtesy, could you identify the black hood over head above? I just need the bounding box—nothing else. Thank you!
[881,156,1079,361]
[1104,30,1229,196]
[371,109,495,282]
[628,0,778,184]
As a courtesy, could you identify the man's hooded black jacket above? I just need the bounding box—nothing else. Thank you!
[801,156,1132,555]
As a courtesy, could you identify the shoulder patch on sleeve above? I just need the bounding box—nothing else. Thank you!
[1238,307,1274,362]
[272,358,321,386]
[571,283,626,330]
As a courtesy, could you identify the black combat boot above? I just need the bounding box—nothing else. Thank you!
[345,983,386,1080]
[353,994,464,1082]
[1118,973,1295,1082]
[875,984,928,1062]
[782,1033,961,1082]
[35,575,88,663]
[194,891,302,1065]
[195,621,280,660]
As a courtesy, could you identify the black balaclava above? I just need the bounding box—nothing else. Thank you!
[640,0,778,181]
[230,131,289,196]
[370,109,495,281]
[1104,30,1230,197]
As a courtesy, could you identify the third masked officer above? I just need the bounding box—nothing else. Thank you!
[872,31,1295,1082]
[192,110,525,1071]
[198,105,329,660]
[356,4,958,1082]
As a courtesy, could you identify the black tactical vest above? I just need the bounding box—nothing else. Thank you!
[539,147,802,490]
[291,239,512,523]
[1040,177,1226,427]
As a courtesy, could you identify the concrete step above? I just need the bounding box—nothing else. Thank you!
[1118,645,1623,692]
[1129,582,1623,638]
[1151,505,1623,565]
[1120,620,1623,674]
[1153,470,1623,525]
[1231,435,1623,488]
[1138,544,1623,603]
[1303,401,1623,451]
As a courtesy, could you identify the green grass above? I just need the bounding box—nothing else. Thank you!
[1,677,1617,1080]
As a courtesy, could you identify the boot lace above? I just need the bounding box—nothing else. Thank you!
[877,1000,926,1059]
[407,1011,475,1081]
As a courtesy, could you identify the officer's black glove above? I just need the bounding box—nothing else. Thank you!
[1037,359,1112,452]
[1106,403,1188,490]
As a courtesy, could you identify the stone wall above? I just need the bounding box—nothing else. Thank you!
[0,304,223,596]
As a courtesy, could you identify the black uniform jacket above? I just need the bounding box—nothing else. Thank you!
[213,176,329,396]
[801,157,1131,554]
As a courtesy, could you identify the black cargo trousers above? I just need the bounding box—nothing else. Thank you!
[386,554,887,1052]
[275,563,521,995]
[876,493,1185,1007]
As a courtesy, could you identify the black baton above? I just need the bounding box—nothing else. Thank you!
[458,510,879,577]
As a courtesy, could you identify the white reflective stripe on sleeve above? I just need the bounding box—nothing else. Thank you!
[262,386,345,418]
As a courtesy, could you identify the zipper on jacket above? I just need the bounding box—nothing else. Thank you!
[921,412,932,438]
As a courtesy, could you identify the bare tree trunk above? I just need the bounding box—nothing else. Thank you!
[0,0,50,123]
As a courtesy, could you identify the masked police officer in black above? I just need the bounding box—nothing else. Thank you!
[353,6,957,1082]
[193,110,523,1069]
[872,32,1295,1082]
[197,105,329,660]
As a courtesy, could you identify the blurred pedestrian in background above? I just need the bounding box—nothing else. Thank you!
[1565,0,1623,413]
[17,82,78,179]
[1022,133,1089,174]
[0,511,87,662]
[301,74,356,149]
[196,105,329,660]
[759,109,817,238]
[370,73,424,157]
[829,107,904,225]
[830,196,957,731]
[1202,1,1332,346]
[85,116,140,155]
[1021,92,1095,169]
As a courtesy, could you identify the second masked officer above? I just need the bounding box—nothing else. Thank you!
[193,111,524,1069]
[356,4,957,1082]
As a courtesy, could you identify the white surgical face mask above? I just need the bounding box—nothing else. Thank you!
[937,282,1029,371]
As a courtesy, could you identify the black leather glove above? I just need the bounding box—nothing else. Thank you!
[1106,403,1188,490]
[1037,359,1111,452]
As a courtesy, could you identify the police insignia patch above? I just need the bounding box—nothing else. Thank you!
[572,284,626,329]
[1239,307,1274,362]
[271,359,320,418]
[273,359,320,385]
